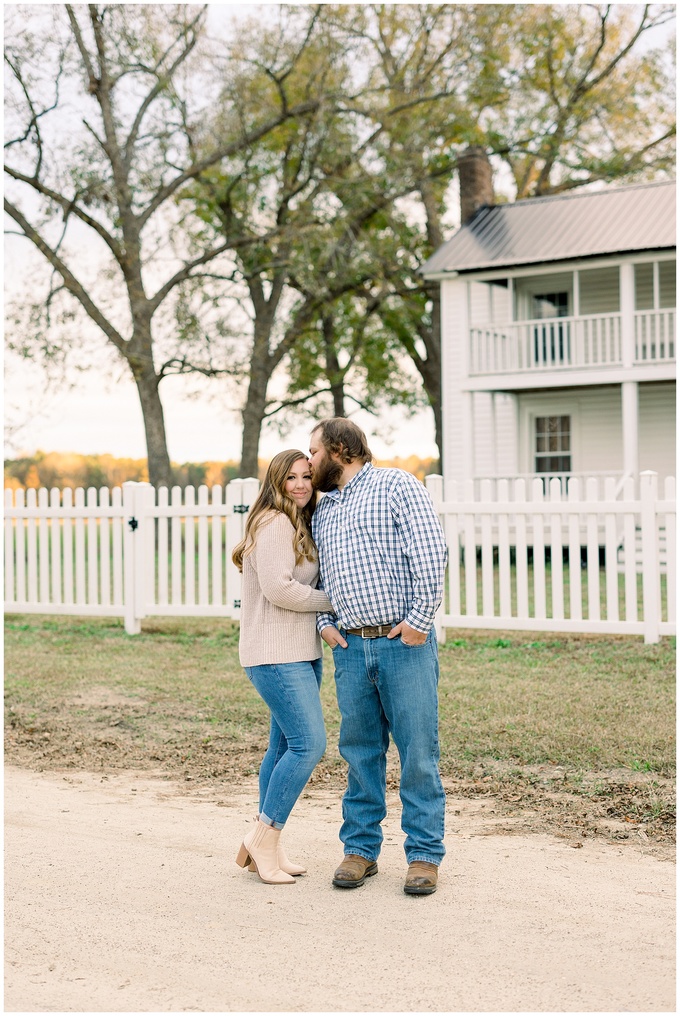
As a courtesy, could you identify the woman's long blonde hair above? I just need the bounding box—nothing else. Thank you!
[232,450,318,572]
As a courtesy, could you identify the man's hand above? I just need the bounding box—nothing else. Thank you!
[387,620,427,645]
[321,626,348,649]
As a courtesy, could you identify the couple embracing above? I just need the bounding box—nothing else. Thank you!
[233,417,447,896]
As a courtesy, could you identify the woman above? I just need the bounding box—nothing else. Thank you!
[232,449,333,885]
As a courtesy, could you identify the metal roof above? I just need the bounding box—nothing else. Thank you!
[421,180,676,276]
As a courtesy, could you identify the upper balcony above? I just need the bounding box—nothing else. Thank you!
[462,257,676,390]
[470,308,676,376]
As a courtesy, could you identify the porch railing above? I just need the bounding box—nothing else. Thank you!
[470,309,674,376]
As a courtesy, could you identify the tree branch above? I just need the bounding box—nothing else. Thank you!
[4,164,124,263]
[263,385,333,418]
[4,197,128,355]
[137,99,322,230]
[123,6,206,169]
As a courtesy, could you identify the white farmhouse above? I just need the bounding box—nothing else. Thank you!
[422,158,676,499]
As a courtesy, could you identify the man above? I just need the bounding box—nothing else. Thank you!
[309,417,447,896]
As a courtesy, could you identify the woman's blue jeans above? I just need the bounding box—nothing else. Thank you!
[244,657,326,829]
[331,629,446,865]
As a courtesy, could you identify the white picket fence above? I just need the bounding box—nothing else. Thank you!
[4,472,676,643]
[4,478,260,635]
[425,471,675,644]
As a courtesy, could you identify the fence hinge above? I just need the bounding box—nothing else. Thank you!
[233,504,250,514]
[233,599,241,608]
[128,517,139,531]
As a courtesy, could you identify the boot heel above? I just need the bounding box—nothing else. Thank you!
[235,842,251,868]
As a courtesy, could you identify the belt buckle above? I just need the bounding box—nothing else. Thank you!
[360,626,372,639]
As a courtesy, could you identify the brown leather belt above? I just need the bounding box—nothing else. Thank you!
[345,624,393,639]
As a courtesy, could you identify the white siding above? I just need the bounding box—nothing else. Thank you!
[468,279,512,326]
[469,280,491,326]
[639,382,676,478]
[495,393,519,474]
[490,282,512,323]
[441,277,470,493]
[577,388,622,474]
[579,267,619,314]
[473,392,496,475]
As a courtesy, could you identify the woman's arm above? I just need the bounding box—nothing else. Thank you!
[252,513,333,613]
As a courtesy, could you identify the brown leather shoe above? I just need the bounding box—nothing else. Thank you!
[404,860,438,895]
[332,854,378,888]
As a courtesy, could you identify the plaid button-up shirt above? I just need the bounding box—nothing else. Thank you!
[311,462,447,634]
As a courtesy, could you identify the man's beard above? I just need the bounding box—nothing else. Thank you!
[312,452,344,492]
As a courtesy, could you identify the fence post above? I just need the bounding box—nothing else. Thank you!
[137,483,156,622]
[122,482,140,634]
[640,470,660,645]
[122,481,153,634]
[426,473,446,644]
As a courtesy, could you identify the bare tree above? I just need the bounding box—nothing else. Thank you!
[4,3,323,486]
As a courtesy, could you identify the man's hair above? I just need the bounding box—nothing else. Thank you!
[313,417,373,465]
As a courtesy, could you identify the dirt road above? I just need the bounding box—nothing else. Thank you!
[4,765,675,1013]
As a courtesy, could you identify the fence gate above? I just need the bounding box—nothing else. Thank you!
[4,478,260,634]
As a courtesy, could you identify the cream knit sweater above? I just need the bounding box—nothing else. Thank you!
[238,510,333,667]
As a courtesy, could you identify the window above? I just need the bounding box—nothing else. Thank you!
[532,292,569,319]
[535,416,571,474]
[532,292,570,366]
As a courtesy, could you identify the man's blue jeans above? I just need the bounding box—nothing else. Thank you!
[244,658,326,829]
[331,629,446,865]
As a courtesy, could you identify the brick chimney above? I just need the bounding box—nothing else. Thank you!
[458,146,494,225]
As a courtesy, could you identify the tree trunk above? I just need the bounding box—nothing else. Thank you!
[132,367,173,488]
[239,354,271,478]
[417,356,442,473]
[322,314,346,416]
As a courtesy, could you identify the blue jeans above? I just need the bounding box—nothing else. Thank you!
[331,629,446,865]
[244,657,326,829]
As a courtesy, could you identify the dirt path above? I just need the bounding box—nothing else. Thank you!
[5,764,675,1013]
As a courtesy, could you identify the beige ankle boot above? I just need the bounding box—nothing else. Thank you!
[235,820,295,884]
[247,815,306,875]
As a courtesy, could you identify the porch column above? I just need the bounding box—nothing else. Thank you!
[620,262,635,367]
[620,263,638,479]
[489,393,498,476]
[621,380,639,479]
[503,393,520,476]
[461,391,475,485]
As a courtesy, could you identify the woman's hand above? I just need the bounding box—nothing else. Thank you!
[321,626,348,649]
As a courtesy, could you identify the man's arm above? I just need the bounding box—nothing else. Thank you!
[390,474,447,635]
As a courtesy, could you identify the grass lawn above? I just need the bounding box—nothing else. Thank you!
[4,614,675,846]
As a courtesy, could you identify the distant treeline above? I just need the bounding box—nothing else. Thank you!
[4,451,438,490]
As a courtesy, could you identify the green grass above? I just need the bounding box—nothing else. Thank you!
[4,614,676,842]
[436,632,674,773]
